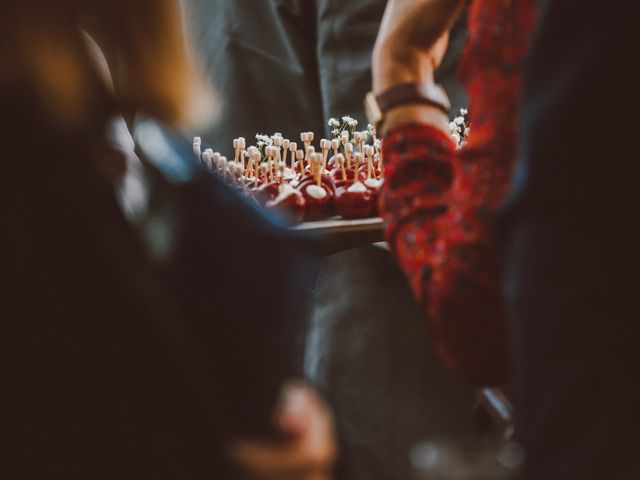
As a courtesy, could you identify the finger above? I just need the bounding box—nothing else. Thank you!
[276,383,313,437]
[229,440,311,477]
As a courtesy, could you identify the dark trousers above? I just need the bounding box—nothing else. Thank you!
[506,1,640,477]
[506,221,640,479]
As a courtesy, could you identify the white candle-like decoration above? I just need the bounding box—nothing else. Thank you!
[305,145,315,171]
[331,138,340,163]
[220,156,228,180]
[345,142,354,168]
[311,153,323,186]
[320,139,330,169]
[296,150,304,173]
[336,153,347,181]
[202,150,212,169]
[282,138,290,168]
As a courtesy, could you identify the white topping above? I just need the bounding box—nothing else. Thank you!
[347,182,367,194]
[279,183,296,194]
[268,185,303,207]
[306,184,327,199]
[365,178,384,189]
[283,167,296,180]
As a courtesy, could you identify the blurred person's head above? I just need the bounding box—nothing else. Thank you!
[0,0,212,132]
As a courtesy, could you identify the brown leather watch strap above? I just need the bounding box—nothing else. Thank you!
[376,82,451,116]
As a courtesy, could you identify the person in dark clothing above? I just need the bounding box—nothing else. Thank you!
[1,1,335,478]
[185,0,467,150]
[184,3,477,480]
[503,1,640,478]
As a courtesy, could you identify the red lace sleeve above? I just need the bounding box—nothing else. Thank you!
[378,0,535,388]
[380,125,508,387]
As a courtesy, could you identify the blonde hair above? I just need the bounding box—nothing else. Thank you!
[0,0,211,129]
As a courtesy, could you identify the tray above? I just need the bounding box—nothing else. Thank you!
[293,216,384,235]
[293,216,385,254]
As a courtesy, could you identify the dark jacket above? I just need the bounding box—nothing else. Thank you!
[503,1,640,478]
[2,91,317,478]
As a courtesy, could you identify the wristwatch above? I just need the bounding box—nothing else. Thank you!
[364,82,451,134]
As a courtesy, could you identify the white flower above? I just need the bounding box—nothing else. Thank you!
[451,133,461,145]
[448,121,458,132]
[255,134,273,146]
[349,119,358,128]
[454,116,465,125]
[367,124,376,135]
[341,115,353,124]
[328,118,340,128]
[360,130,369,140]
[331,129,340,136]
[460,108,468,116]
[374,139,382,149]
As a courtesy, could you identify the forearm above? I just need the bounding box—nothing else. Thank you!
[373,0,465,93]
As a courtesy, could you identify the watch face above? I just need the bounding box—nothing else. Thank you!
[364,91,383,125]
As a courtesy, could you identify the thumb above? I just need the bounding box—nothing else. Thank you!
[275,383,311,437]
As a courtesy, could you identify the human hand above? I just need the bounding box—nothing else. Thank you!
[372,0,464,93]
[230,381,337,480]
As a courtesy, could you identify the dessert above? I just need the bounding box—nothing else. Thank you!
[192,116,385,223]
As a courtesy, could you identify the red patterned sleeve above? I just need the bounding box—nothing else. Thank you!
[378,0,536,388]
[380,125,509,388]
